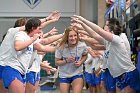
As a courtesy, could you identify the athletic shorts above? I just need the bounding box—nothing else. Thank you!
[0,65,5,79]
[2,66,25,89]
[116,69,140,92]
[103,69,116,92]
[25,71,40,86]
[84,72,101,86]
[59,74,83,84]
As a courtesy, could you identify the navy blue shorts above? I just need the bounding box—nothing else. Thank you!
[0,65,5,79]
[84,72,96,86]
[59,74,83,84]
[103,69,116,92]
[2,66,25,89]
[116,69,140,92]
[25,71,40,86]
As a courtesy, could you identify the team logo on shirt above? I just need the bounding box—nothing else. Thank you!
[27,47,33,54]
[104,50,109,59]
[23,0,42,9]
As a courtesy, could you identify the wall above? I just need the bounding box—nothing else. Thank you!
[80,0,98,22]
[0,0,98,41]
[98,0,106,27]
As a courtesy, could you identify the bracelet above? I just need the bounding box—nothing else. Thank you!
[44,18,48,22]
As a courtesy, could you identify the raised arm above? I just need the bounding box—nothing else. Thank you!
[42,27,58,38]
[72,15,113,42]
[40,33,63,45]
[34,43,56,53]
[80,35,101,44]
[40,10,61,28]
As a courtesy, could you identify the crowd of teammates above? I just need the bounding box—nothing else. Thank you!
[0,11,63,93]
[0,10,140,93]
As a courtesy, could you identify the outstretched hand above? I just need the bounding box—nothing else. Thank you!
[46,10,61,22]
[72,15,85,21]
[48,27,58,36]
[71,22,84,30]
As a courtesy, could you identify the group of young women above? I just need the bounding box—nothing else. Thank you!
[0,11,140,93]
[55,15,140,93]
[0,11,63,93]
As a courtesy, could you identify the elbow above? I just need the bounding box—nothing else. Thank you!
[14,46,21,51]
[14,44,21,51]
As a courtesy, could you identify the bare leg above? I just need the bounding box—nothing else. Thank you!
[34,81,39,93]
[89,85,96,93]
[121,86,136,93]
[0,79,8,93]
[8,78,25,93]
[60,83,70,93]
[72,78,83,93]
[116,86,136,93]
[100,81,107,93]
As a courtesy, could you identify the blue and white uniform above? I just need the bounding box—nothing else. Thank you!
[102,34,140,91]
[2,31,34,88]
[84,54,94,86]
[0,27,20,79]
[55,41,87,83]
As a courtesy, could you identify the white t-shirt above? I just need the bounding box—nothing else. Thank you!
[55,41,87,78]
[27,39,42,73]
[84,54,93,73]
[120,33,131,56]
[5,31,34,75]
[27,51,41,73]
[103,34,135,78]
[0,27,20,66]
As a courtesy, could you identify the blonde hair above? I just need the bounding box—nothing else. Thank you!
[59,26,79,49]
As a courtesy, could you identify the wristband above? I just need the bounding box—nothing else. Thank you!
[64,58,68,63]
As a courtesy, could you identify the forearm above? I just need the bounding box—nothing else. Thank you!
[81,22,104,43]
[82,19,113,42]
[40,62,52,69]
[40,18,47,23]
[41,20,55,28]
[79,54,87,64]
[14,38,35,51]
[82,37,101,44]
[34,43,56,53]
[82,19,101,34]
[88,44,105,50]
[40,34,63,45]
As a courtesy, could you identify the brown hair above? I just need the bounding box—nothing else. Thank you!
[14,18,27,28]
[59,26,79,49]
[107,18,123,35]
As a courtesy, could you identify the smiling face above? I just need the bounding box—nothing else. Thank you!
[68,30,78,46]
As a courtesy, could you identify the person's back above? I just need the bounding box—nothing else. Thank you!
[0,27,20,66]
[0,18,27,66]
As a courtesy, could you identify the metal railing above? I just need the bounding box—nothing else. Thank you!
[104,0,140,23]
